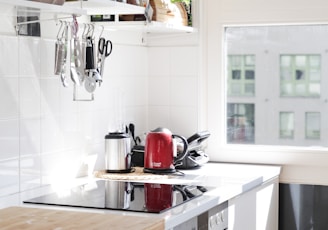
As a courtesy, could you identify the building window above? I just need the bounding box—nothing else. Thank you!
[305,112,320,139]
[227,55,255,96]
[279,112,294,139]
[280,55,321,97]
[227,103,255,144]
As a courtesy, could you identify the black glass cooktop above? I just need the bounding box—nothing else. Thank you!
[23,180,210,213]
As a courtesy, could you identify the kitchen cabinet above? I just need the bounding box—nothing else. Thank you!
[228,177,279,230]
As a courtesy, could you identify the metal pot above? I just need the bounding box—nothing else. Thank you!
[105,132,131,172]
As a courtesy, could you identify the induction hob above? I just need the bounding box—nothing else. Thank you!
[23,180,211,213]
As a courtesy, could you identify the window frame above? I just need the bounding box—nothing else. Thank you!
[202,0,328,181]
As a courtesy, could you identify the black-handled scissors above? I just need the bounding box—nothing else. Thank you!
[97,37,113,77]
[98,37,113,57]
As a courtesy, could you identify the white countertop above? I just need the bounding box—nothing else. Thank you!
[0,162,281,229]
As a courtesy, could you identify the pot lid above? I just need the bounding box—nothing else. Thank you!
[105,132,130,139]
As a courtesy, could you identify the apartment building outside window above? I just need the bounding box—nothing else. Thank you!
[225,25,325,147]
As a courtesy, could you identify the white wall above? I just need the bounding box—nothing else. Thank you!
[0,16,149,196]
[147,44,200,136]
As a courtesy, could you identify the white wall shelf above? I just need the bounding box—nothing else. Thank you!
[65,0,195,34]
[0,0,195,34]
[0,0,86,16]
[94,20,196,33]
[64,0,145,15]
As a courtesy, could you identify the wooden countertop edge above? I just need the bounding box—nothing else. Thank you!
[0,206,165,230]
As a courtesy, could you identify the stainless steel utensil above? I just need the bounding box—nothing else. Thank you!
[84,71,97,93]
[60,23,69,87]
[97,37,112,77]
[54,21,65,75]
[70,16,83,86]
[85,36,95,70]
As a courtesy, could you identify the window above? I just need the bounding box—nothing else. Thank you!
[227,103,255,144]
[306,112,320,139]
[279,112,294,139]
[225,25,325,147]
[280,55,321,97]
[227,55,255,96]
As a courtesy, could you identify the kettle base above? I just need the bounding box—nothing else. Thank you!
[143,168,177,174]
[106,168,135,174]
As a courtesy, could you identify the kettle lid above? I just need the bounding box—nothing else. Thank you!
[105,132,130,139]
[151,127,172,134]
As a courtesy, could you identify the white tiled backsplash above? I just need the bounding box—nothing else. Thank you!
[0,26,199,197]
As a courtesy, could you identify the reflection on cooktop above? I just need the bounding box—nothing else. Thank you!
[23,180,211,213]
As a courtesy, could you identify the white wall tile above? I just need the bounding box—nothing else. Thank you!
[90,109,110,145]
[149,77,170,106]
[18,37,41,77]
[19,77,41,119]
[126,105,148,137]
[0,77,19,119]
[59,86,78,114]
[20,117,41,157]
[171,47,199,76]
[0,35,18,76]
[124,76,148,107]
[40,38,56,76]
[169,106,199,136]
[0,162,19,196]
[41,149,86,184]
[170,76,198,107]
[40,114,64,153]
[40,78,61,116]
[0,119,19,195]
[148,47,171,76]
[148,106,170,130]
[0,119,19,160]
[20,156,41,191]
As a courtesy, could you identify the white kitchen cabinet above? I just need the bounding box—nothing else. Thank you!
[228,177,279,230]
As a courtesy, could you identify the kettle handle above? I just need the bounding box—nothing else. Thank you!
[172,134,188,165]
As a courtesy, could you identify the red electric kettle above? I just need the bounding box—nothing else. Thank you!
[143,127,188,174]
